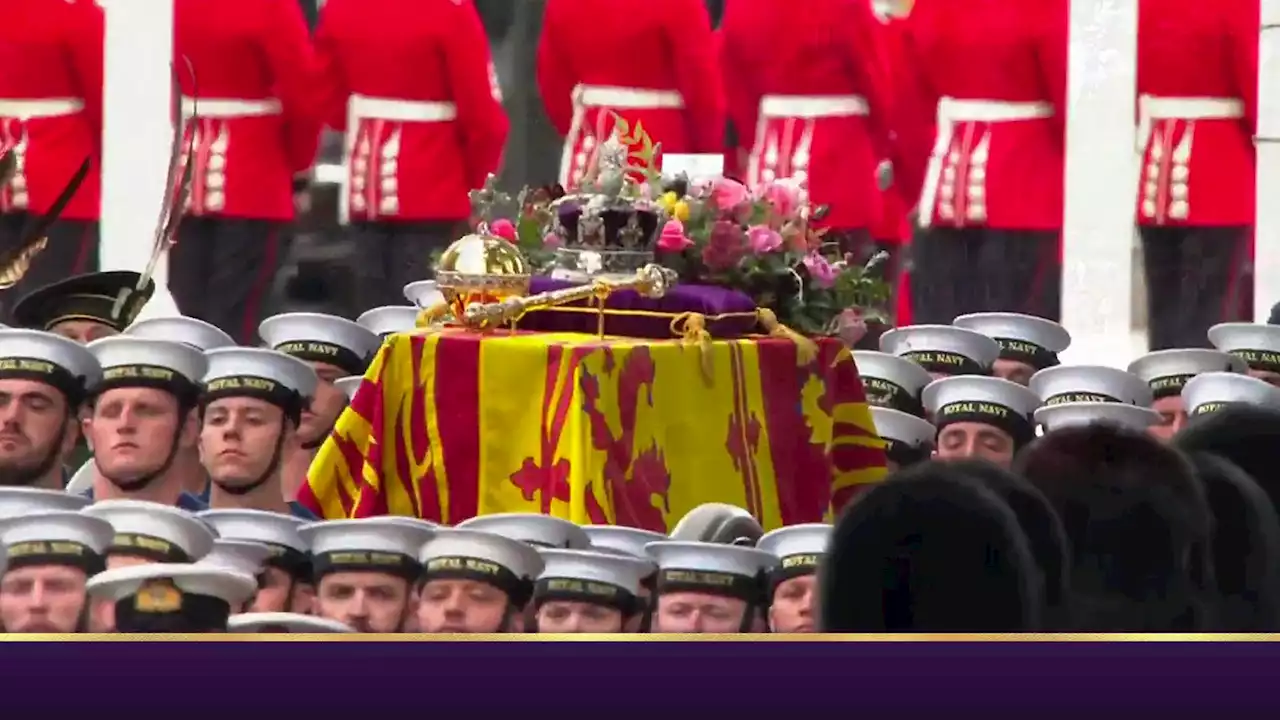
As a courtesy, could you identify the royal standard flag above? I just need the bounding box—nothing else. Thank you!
[298,330,888,530]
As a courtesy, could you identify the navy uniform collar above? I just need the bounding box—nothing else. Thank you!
[289,501,319,520]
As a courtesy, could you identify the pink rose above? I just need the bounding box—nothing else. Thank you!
[754,179,804,218]
[802,252,837,288]
[542,232,563,249]
[746,225,783,254]
[710,177,750,213]
[701,220,748,272]
[657,220,694,252]
[490,218,516,241]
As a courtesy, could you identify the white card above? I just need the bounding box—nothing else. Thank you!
[662,153,725,183]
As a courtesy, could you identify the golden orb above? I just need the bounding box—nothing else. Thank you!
[435,231,532,323]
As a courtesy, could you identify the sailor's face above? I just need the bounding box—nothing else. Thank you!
[48,320,116,345]
[314,572,413,633]
[85,387,187,482]
[201,397,291,487]
[934,422,1015,467]
[1149,395,1187,441]
[769,574,817,633]
[299,362,348,445]
[992,359,1036,387]
[0,379,71,474]
[536,600,624,633]
[251,566,309,613]
[653,592,749,633]
[0,565,88,633]
[623,585,652,632]
[1247,368,1280,388]
[417,578,508,633]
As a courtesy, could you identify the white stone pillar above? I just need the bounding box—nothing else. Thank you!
[97,0,180,320]
[1058,0,1141,367]
[1256,0,1280,321]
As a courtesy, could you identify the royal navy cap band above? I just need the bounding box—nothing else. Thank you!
[901,350,989,377]
[0,355,85,403]
[110,532,193,564]
[424,554,529,604]
[203,374,306,418]
[936,400,1036,445]
[312,550,420,582]
[1043,391,1122,406]
[272,340,367,378]
[993,338,1058,369]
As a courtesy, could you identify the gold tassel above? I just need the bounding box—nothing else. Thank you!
[757,308,818,366]
[670,312,714,382]
[0,236,48,289]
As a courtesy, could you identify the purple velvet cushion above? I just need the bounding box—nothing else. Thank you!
[516,277,759,339]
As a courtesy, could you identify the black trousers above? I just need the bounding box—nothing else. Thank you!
[910,227,1060,325]
[348,220,461,311]
[169,216,284,345]
[1140,225,1249,351]
[0,212,98,323]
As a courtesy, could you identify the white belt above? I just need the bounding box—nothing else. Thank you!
[348,94,458,123]
[560,84,684,187]
[759,94,869,119]
[181,97,281,119]
[0,98,84,120]
[1136,95,1244,152]
[918,97,1055,228]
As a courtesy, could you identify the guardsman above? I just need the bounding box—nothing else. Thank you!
[537,0,724,189]
[1128,349,1247,441]
[198,509,313,614]
[458,513,592,550]
[416,528,544,633]
[644,540,775,633]
[80,336,208,510]
[1208,323,1280,387]
[0,329,98,488]
[1033,400,1161,434]
[853,350,933,417]
[257,312,378,504]
[869,406,934,473]
[583,525,663,632]
[756,523,830,633]
[11,271,154,345]
[879,325,1001,381]
[953,313,1071,387]
[921,376,1039,467]
[198,347,319,518]
[228,611,353,633]
[0,510,112,632]
[315,0,508,310]
[720,0,893,244]
[531,549,651,633]
[1028,365,1154,409]
[170,0,321,344]
[0,0,104,301]
[85,562,256,633]
[901,0,1066,325]
[356,306,420,339]
[1135,0,1258,350]
[301,517,435,633]
[1181,372,1280,420]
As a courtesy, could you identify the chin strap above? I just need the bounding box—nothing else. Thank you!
[213,418,288,497]
[103,423,183,493]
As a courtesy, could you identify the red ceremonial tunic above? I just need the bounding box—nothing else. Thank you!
[1136,0,1258,228]
[537,0,726,190]
[175,0,321,221]
[901,0,1067,231]
[871,13,912,245]
[721,0,894,230]
[316,0,508,223]
[0,0,103,221]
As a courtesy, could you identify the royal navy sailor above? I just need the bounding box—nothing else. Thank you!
[583,525,664,632]
[257,312,379,508]
[869,406,935,473]
[644,540,776,633]
[85,562,257,633]
[0,510,113,632]
[301,517,435,633]
[755,523,831,633]
[198,509,314,613]
[198,347,320,518]
[922,376,1040,467]
[80,336,208,511]
[1033,400,1162,434]
[1208,323,1280,387]
[879,325,1002,380]
[416,528,544,633]
[228,611,353,633]
[1028,365,1153,408]
[852,350,933,416]
[1128,349,1247,440]
[356,305,421,338]
[458,513,593,550]
[953,312,1071,387]
[531,548,652,633]
[1181,372,1280,420]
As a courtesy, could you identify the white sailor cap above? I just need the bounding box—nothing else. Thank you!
[300,517,435,581]
[0,328,101,401]
[457,513,592,550]
[879,324,1001,376]
[535,548,653,600]
[200,539,273,577]
[419,528,545,585]
[1028,365,1153,407]
[583,525,667,559]
[258,312,381,377]
[0,510,114,569]
[853,350,933,414]
[645,541,776,600]
[952,312,1070,370]
[1127,349,1247,399]
[870,406,935,458]
[334,376,362,402]
[202,347,319,414]
[0,486,90,520]
[922,375,1040,443]
[125,316,235,352]
[357,305,420,337]
[1181,371,1280,418]
[228,611,354,633]
[85,562,257,607]
[196,509,308,555]
[86,336,207,393]
[402,280,445,310]
[756,523,831,578]
[82,499,217,562]
[1035,401,1161,432]
[1208,322,1280,372]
